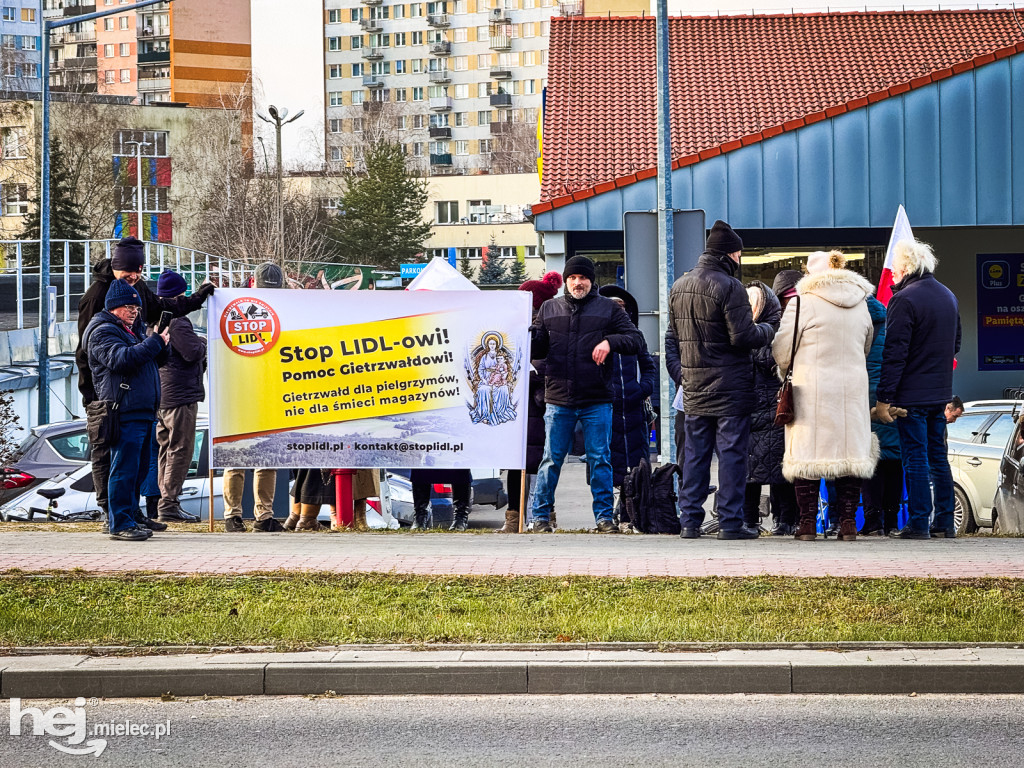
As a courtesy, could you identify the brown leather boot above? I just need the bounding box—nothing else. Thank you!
[838,520,858,541]
[836,478,860,541]
[296,503,325,531]
[353,500,368,531]
[498,509,519,533]
[793,480,819,541]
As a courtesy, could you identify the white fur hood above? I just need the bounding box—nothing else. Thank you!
[796,269,875,309]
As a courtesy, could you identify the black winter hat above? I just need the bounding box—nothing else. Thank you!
[705,220,743,256]
[105,278,142,310]
[771,269,802,299]
[156,269,187,297]
[111,236,146,271]
[562,255,596,283]
[599,285,639,327]
[255,262,284,289]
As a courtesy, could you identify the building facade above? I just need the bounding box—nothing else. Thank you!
[1,1,42,98]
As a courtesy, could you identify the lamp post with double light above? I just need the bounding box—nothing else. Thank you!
[256,104,304,271]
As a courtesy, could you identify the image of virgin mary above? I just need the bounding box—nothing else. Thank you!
[469,333,518,426]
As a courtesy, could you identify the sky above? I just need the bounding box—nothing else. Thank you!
[250,0,982,171]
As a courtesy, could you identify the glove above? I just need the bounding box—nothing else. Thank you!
[874,401,895,425]
[196,282,215,300]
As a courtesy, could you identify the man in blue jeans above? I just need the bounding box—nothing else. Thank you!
[530,256,645,533]
[669,220,776,540]
[84,279,169,541]
[875,238,961,538]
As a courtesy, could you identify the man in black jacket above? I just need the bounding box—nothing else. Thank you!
[75,237,213,528]
[669,220,775,540]
[529,256,644,533]
[83,280,170,541]
[153,270,205,524]
[875,238,961,538]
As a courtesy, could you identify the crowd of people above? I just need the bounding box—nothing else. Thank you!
[79,226,962,541]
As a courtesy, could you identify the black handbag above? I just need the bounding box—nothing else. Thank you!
[774,297,800,427]
[86,380,130,448]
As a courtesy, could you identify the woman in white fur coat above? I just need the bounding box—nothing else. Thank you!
[772,250,878,541]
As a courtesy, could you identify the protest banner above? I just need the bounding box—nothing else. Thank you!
[207,289,531,469]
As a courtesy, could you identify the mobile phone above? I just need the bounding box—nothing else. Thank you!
[157,311,172,334]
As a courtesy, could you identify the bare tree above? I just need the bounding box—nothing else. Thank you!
[488,117,538,175]
[328,99,429,176]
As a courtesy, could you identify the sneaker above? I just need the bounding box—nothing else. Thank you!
[533,520,554,533]
[595,520,620,534]
[224,516,247,533]
[109,527,149,542]
[717,526,760,540]
[890,526,930,539]
[140,517,168,532]
[158,505,201,524]
[253,517,287,533]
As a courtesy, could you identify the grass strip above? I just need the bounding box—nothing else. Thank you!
[1,574,1023,648]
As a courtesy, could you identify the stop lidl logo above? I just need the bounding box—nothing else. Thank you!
[220,297,281,357]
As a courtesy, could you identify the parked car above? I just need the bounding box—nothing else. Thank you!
[2,419,91,503]
[992,408,1024,534]
[948,400,1022,534]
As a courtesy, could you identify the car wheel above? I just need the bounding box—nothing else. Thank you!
[953,486,977,535]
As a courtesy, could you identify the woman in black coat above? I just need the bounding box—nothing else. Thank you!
[743,280,797,534]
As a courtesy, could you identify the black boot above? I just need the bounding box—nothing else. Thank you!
[145,495,160,520]
[449,482,470,532]
[411,482,430,530]
[860,505,885,536]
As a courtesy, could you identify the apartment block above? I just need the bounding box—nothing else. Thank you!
[0,1,42,98]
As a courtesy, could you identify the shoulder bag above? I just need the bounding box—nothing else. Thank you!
[773,297,800,427]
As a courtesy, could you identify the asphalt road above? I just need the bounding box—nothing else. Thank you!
[3,694,1021,767]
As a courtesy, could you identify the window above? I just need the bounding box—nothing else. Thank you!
[395,87,407,102]
[120,42,130,56]
[479,139,492,153]
[116,186,168,213]
[350,36,362,49]
[2,128,24,159]
[351,90,363,105]
[410,3,423,16]
[453,27,467,43]
[1,35,14,50]
[427,84,445,99]
[524,107,538,122]
[523,50,535,66]
[478,110,492,125]
[20,7,35,21]
[459,247,482,259]
[395,32,406,47]
[328,37,341,51]
[454,83,469,99]
[1,8,13,22]
[984,414,1016,448]
[411,58,423,72]
[104,69,116,84]
[120,68,131,83]
[21,36,37,51]
[452,55,467,71]
[352,117,364,133]
[371,61,390,75]
[523,22,535,37]
[328,9,341,23]
[103,43,115,57]
[413,114,426,129]
[119,15,129,29]
[22,62,37,78]
[330,146,343,161]
[329,64,342,78]
[524,79,536,95]
[395,60,406,74]
[394,4,405,18]
[412,87,424,101]
[113,130,169,158]
[350,8,360,21]
[477,26,488,40]
[435,201,459,223]
[947,414,991,444]
[397,115,407,130]
[430,113,449,128]
[411,31,423,45]
[455,140,469,155]
[2,183,29,216]
[373,33,390,47]
[329,118,341,133]
[478,54,491,68]
[328,91,342,106]
[541,20,550,35]
[104,18,114,31]
[351,62,363,77]
[477,82,492,97]
[454,0,466,11]
[413,142,424,156]
[454,112,467,126]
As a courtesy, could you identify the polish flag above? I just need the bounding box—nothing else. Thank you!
[877,205,914,306]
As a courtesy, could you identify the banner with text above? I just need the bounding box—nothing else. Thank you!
[208,289,532,468]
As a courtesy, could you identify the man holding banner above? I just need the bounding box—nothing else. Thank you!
[528,256,645,533]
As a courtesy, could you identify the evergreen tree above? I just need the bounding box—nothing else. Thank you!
[506,253,528,285]
[20,137,88,267]
[477,246,508,285]
[327,141,432,271]
[459,253,476,281]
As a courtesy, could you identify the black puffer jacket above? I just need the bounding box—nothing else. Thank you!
[83,310,166,422]
[669,251,776,416]
[159,317,207,409]
[745,282,785,485]
[525,358,547,474]
[531,286,645,407]
[75,258,207,404]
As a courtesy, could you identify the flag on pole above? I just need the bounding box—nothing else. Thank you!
[877,205,914,306]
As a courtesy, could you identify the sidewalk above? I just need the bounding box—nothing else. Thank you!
[4,647,1024,698]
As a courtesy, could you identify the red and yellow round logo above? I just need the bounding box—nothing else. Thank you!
[220,297,281,357]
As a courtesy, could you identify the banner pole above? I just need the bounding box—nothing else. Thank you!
[208,469,215,532]
[518,468,527,534]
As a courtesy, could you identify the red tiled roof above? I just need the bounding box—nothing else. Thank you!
[539,10,1024,209]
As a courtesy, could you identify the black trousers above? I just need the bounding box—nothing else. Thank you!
[743,482,798,528]
[861,458,903,532]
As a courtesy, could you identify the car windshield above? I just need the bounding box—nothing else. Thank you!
[48,432,91,462]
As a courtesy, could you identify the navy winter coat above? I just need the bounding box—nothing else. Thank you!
[669,251,776,416]
[745,283,785,485]
[159,317,207,409]
[876,272,961,407]
[865,296,901,461]
[531,286,645,407]
[609,339,657,486]
[83,310,166,422]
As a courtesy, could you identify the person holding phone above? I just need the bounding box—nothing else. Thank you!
[153,270,206,524]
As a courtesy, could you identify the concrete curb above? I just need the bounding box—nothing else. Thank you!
[4,648,1024,698]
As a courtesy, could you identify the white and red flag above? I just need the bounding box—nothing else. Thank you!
[877,205,914,306]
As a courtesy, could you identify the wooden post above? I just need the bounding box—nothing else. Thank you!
[518,469,527,533]
[208,469,215,532]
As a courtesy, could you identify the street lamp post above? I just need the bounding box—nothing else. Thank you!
[38,0,173,425]
[123,140,151,239]
[256,105,304,271]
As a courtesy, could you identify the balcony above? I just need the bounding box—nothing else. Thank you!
[558,0,584,16]
[137,50,170,64]
[489,67,512,79]
[429,96,453,112]
[359,17,382,32]
[360,47,383,60]
[489,93,512,108]
[66,31,96,44]
[64,55,97,69]
[427,14,449,28]
[489,35,512,51]
[490,121,513,134]
[429,126,452,139]
[138,76,170,92]
[362,75,385,89]
[362,0,382,4]
[428,69,451,84]
[489,8,510,22]
[429,153,452,167]
[429,41,451,56]
[139,26,170,38]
